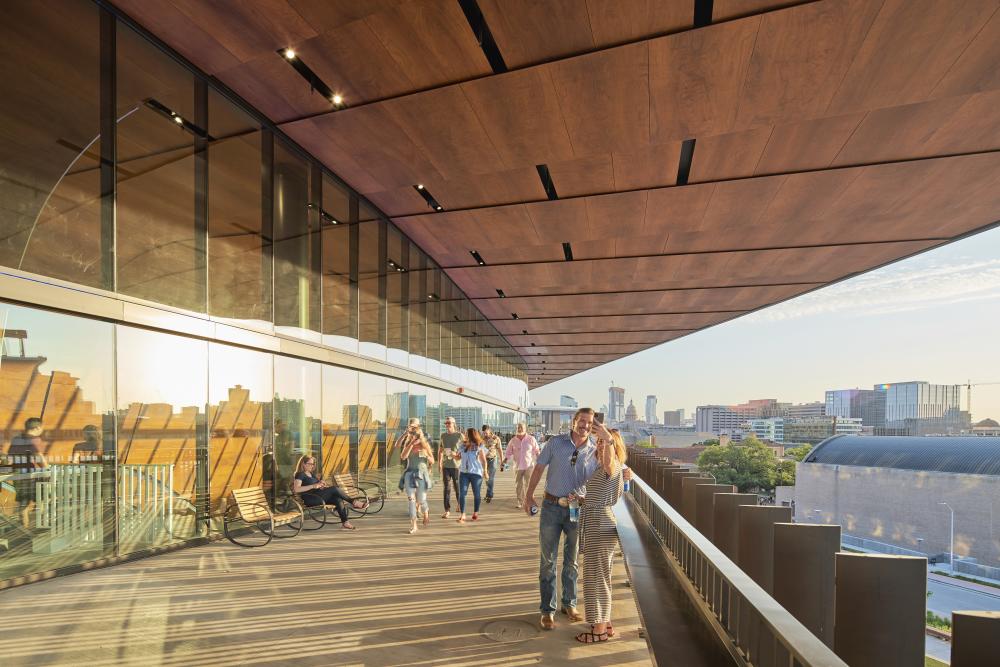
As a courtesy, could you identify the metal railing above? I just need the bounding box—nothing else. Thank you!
[841,534,928,558]
[118,464,175,542]
[34,464,104,546]
[627,473,847,666]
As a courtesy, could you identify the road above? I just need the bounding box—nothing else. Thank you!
[926,578,1000,617]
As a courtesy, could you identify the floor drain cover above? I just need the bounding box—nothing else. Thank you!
[481,620,539,643]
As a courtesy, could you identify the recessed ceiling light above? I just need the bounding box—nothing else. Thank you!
[283,48,296,60]
[173,115,184,124]
[332,93,344,105]
[417,184,425,190]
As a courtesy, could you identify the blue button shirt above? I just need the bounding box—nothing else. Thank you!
[537,433,595,497]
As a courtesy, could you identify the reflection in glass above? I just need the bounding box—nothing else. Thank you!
[321,175,357,352]
[320,366,357,480]
[0,2,103,288]
[407,244,428,374]
[358,220,385,360]
[357,373,386,487]
[0,304,114,580]
[117,327,207,552]
[386,226,408,367]
[208,91,269,326]
[116,23,203,311]
[386,379,409,486]
[273,356,320,498]
[208,343,271,515]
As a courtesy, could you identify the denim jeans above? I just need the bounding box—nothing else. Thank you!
[441,467,460,511]
[458,472,483,514]
[538,498,579,614]
[485,458,497,498]
[404,472,428,521]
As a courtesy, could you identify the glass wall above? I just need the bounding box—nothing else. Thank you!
[0,1,529,407]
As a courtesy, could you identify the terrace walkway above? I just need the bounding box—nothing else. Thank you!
[0,475,654,667]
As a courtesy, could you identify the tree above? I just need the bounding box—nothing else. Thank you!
[785,444,812,462]
[775,459,796,487]
[696,436,777,493]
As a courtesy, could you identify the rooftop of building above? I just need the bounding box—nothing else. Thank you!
[804,435,1000,476]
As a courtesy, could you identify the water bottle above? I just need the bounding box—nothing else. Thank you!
[624,479,631,493]
[569,496,579,523]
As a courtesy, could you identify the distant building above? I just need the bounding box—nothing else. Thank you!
[645,395,657,424]
[609,385,625,422]
[878,381,966,435]
[528,404,577,433]
[787,402,826,419]
[625,400,639,425]
[784,416,862,444]
[696,405,746,436]
[747,417,785,443]
[973,418,1000,437]
[559,395,577,407]
[663,409,684,426]
[826,388,886,430]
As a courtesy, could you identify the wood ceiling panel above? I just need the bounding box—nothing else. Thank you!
[586,0,691,45]
[287,0,407,32]
[548,42,650,154]
[644,185,716,235]
[713,0,811,21]
[525,198,592,244]
[514,343,654,356]
[280,119,384,193]
[613,141,683,190]
[689,127,772,183]
[383,87,506,180]
[362,0,492,86]
[649,18,759,142]
[461,68,576,168]
[932,8,1000,97]
[832,91,1000,166]
[493,312,734,335]
[545,154,615,198]
[508,332,689,346]
[734,0,882,128]
[754,112,866,173]
[282,105,442,192]
[478,0,594,68]
[366,188,430,218]
[370,165,545,215]
[215,54,340,123]
[827,0,997,114]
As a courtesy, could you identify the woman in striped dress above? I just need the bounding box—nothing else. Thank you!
[574,427,626,643]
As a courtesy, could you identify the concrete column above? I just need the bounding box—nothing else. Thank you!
[681,475,713,523]
[694,483,736,539]
[654,464,684,499]
[772,523,840,647]
[951,611,1000,667]
[669,471,704,510]
[834,553,926,667]
[712,493,758,560]
[736,505,792,593]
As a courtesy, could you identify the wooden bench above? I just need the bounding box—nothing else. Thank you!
[333,473,384,516]
[224,486,303,547]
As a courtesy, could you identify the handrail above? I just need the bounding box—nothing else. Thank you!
[628,473,847,667]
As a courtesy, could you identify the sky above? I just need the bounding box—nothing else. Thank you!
[529,225,1000,424]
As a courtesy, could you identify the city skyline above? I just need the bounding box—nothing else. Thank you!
[530,226,1000,422]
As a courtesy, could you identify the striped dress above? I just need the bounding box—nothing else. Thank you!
[580,465,623,625]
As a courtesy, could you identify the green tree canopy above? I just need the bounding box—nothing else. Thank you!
[696,435,777,493]
[785,444,813,462]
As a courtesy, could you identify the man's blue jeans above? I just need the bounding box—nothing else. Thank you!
[538,498,578,614]
[486,458,497,498]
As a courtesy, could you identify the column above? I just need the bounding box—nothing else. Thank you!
[737,505,792,593]
[772,523,840,647]
[694,483,736,539]
[712,493,758,560]
[952,611,1000,667]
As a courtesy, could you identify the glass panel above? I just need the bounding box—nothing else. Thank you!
[116,23,204,311]
[407,244,428,374]
[207,90,269,326]
[273,356,321,497]
[0,303,114,580]
[320,365,357,479]
[117,326,207,552]
[386,226,407,367]
[0,2,103,288]
[386,378,408,488]
[208,343,271,513]
[358,219,385,360]
[425,266,442,378]
[273,140,319,339]
[357,373,386,487]
[320,175,356,352]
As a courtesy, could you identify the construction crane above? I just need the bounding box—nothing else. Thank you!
[965,380,1000,417]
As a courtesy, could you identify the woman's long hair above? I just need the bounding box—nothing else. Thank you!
[294,455,317,477]
[464,428,483,451]
[608,430,627,474]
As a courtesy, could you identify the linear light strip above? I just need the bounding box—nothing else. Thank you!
[458,0,508,74]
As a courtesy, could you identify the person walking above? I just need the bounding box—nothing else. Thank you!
[504,423,539,508]
[572,425,626,643]
[456,428,489,523]
[481,424,503,503]
[437,417,463,518]
[400,423,435,534]
[523,408,597,630]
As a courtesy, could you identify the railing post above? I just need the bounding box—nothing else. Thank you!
[772,523,840,648]
[670,471,705,510]
[951,611,1000,666]
[681,475,713,523]
[694,483,736,540]
[834,553,926,667]
[713,493,759,560]
[737,505,792,594]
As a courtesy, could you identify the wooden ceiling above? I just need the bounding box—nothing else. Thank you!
[115,0,1000,388]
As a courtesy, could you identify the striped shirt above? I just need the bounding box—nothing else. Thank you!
[537,433,595,497]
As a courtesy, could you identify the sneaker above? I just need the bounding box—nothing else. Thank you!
[540,613,556,630]
[485,496,492,503]
[441,511,450,519]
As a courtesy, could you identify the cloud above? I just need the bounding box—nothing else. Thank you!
[745,257,1000,323]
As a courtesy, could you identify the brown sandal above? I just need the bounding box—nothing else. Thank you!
[575,626,609,643]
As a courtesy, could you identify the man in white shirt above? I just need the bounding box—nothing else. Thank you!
[504,422,540,509]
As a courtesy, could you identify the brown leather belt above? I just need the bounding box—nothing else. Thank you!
[545,492,584,506]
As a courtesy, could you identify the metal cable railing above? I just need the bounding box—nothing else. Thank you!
[626,472,847,667]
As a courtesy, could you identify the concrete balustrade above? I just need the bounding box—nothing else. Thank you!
[670,471,706,510]
[693,483,735,540]
[950,610,1000,667]
[680,475,714,523]
[772,523,840,647]
[712,493,758,560]
[833,553,926,667]
[736,505,792,593]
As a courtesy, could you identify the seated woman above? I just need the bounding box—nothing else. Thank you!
[292,456,365,530]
